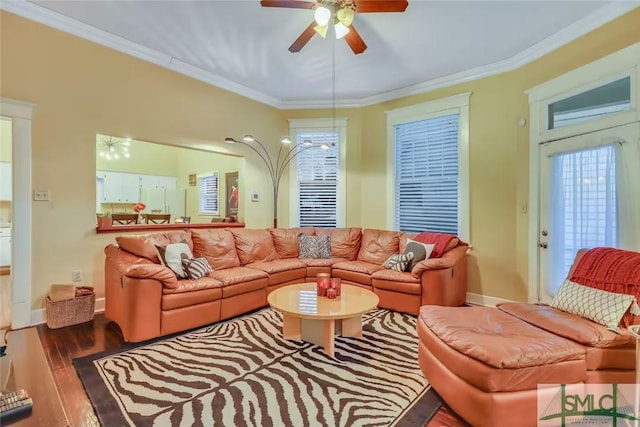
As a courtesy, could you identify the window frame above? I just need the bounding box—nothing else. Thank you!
[287,118,347,228]
[385,93,471,242]
[197,171,220,216]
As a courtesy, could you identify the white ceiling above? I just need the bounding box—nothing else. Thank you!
[5,1,639,107]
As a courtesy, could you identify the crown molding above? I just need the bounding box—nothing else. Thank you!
[2,0,638,110]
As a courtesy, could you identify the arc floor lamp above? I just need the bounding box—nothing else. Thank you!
[224,135,328,228]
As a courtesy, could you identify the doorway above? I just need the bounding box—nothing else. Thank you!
[0,117,11,330]
[537,123,640,303]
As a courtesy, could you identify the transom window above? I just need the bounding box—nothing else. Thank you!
[548,76,631,130]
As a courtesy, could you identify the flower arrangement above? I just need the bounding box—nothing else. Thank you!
[133,202,146,213]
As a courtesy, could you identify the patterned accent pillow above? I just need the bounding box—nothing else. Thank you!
[551,280,640,332]
[298,234,332,259]
[156,241,193,279]
[403,239,435,271]
[181,255,213,280]
[383,252,415,272]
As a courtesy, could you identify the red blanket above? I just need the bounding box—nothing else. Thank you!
[570,247,640,326]
[413,231,466,258]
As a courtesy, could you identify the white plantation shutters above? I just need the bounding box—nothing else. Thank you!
[296,131,339,227]
[394,113,459,234]
[198,172,219,215]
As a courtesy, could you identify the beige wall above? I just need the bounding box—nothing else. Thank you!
[356,9,640,302]
[1,8,639,311]
[0,11,285,309]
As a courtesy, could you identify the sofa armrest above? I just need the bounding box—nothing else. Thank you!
[411,245,467,276]
[125,264,178,288]
[417,245,468,307]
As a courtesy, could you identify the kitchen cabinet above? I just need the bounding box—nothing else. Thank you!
[0,162,11,201]
[0,228,11,267]
[99,171,141,203]
[97,171,178,204]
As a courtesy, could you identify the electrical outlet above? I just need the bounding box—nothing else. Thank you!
[72,270,82,282]
[34,190,50,201]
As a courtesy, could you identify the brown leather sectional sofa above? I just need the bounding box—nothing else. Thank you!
[105,227,468,342]
[417,249,636,427]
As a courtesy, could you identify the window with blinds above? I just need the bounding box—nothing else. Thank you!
[198,172,219,215]
[296,131,339,227]
[394,113,459,234]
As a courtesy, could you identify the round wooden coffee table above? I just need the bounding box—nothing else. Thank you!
[267,283,379,357]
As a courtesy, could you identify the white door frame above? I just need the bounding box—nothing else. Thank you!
[0,98,34,329]
[526,42,640,303]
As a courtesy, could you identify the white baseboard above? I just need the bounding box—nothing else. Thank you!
[466,292,514,307]
[30,297,105,326]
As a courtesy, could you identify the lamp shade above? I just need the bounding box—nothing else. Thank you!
[335,22,350,39]
[314,6,331,26]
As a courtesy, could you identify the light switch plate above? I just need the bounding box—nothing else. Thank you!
[34,190,50,201]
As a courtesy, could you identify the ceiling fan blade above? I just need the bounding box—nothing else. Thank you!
[260,0,315,9]
[354,1,408,13]
[344,25,367,55]
[289,21,317,53]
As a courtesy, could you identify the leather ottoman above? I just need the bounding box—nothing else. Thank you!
[417,305,587,427]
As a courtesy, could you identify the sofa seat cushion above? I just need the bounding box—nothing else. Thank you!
[191,229,241,269]
[372,271,421,295]
[246,259,307,286]
[421,306,585,369]
[209,267,267,286]
[246,259,306,274]
[333,261,385,275]
[372,269,420,283]
[417,311,586,392]
[300,257,349,267]
[162,286,223,311]
[497,303,634,349]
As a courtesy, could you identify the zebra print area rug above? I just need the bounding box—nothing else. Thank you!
[74,308,434,427]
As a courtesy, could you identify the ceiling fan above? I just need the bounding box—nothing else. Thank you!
[260,0,409,55]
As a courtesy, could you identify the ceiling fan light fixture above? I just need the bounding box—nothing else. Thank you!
[224,137,236,144]
[242,134,255,142]
[314,5,331,26]
[302,139,313,146]
[336,6,354,27]
[281,136,292,144]
[320,143,330,150]
[334,21,350,39]
[314,24,328,38]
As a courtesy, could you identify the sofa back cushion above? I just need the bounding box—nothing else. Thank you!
[269,227,315,258]
[116,230,193,264]
[357,229,401,265]
[316,228,362,260]
[191,229,241,270]
[229,228,279,265]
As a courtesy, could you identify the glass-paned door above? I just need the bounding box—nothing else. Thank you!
[538,123,640,303]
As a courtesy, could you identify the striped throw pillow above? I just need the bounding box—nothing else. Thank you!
[383,252,414,272]
[181,256,213,280]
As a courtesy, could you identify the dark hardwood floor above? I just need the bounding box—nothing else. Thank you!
[35,314,468,427]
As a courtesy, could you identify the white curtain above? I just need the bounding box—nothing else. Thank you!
[547,144,618,296]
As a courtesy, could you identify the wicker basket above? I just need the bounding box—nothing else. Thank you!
[45,286,96,329]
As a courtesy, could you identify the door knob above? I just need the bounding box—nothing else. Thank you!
[541,230,548,236]
[539,242,548,249]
